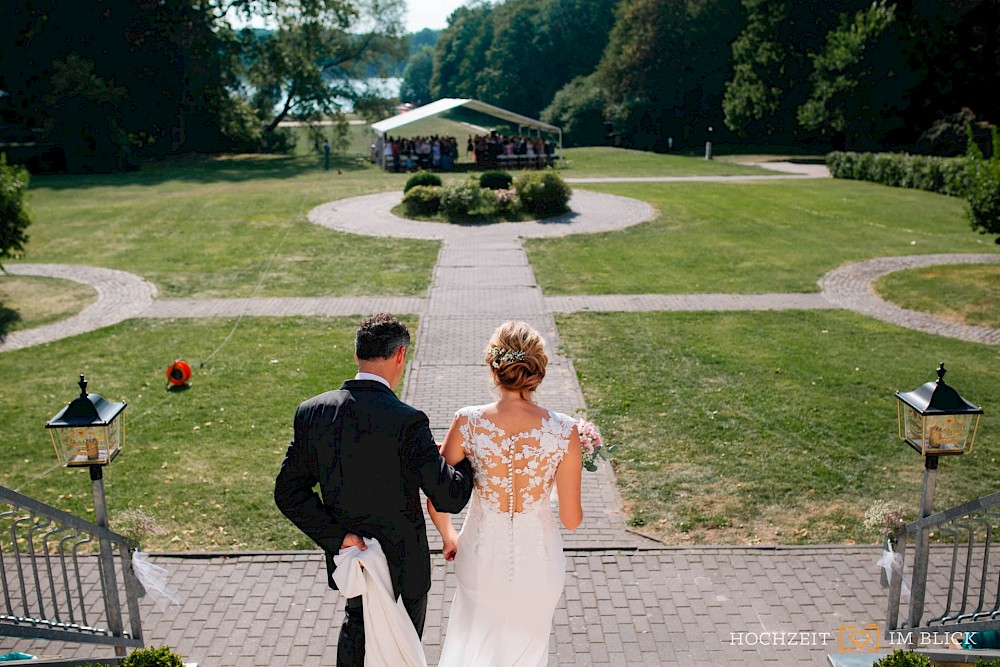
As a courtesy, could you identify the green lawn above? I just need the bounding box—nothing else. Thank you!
[557,147,773,178]
[528,179,999,295]
[557,309,1000,545]
[875,264,1000,328]
[3,148,1000,551]
[15,155,438,299]
[0,276,96,333]
[0,315,407,551]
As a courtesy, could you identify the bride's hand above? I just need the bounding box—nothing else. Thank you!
[442,535,458,561]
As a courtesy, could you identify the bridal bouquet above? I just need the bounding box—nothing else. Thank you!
[577,418,616,472]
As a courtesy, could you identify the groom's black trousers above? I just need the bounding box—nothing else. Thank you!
[337,593,427,666]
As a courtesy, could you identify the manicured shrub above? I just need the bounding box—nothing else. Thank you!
[871,649,932,666]
[0,153,31,270]
[440,178,489,218]
[402,185,442,215]
[514,170,572,217]
[965,125,1000,244]
[120,645,185,667]
[479,170,513,190]
[404,171,442,193]
[826,151,967,197]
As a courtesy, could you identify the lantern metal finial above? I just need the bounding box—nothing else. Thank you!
[78,374,88,398]
[936,363,946,383]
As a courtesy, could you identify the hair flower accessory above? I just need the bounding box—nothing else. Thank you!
[489,346,525,368]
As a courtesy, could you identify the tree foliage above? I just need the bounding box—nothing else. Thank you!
[541,75,609,147]
[596,0,742,149]
[400,46,435,106]
[242,0,406,143]
[430,0,616,118]
[723,0,869,141]
[797,0,906,150]
[965,125,1000,243]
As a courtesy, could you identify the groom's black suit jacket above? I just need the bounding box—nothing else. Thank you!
[274,379,474,600]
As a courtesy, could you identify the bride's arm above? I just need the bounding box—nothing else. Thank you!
[555,425,583,530]
[427,417,467,560]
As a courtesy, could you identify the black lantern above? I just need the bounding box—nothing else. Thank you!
[46,375,127,467]
[896,363,982,457]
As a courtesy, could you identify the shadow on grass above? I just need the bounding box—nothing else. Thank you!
[0,303,21,344]
[30,152,374,191]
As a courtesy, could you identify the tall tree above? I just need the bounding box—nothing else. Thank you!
[243,0,406,142]
[477,0,617,118]
[597,0,743,149]
[430,3,494,100]
[723,0,868,142]
[399,45,434,106]
[797,0,908,150]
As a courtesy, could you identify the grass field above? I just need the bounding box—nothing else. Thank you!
[0,315,389,551]
[527,179,998,295]
[0,275,97,334]
[875,264,1000,328]
[557,309,1000,545]
[2,147,998,550]
[17,155,438,299]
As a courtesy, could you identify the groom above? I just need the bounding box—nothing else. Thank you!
[274,313,475,666]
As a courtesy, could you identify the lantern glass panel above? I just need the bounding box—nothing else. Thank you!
[924,413,976,454]
[900,405,978,456]
[49,414,124,466]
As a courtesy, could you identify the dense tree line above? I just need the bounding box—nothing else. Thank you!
[3,0,997,171]
[0,0,406,171]
[403,0,999,151]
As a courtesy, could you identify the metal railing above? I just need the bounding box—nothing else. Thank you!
[887,489,1000,639]
[0,485,143,653]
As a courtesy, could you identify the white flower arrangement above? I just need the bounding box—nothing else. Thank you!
[489,346,526,368]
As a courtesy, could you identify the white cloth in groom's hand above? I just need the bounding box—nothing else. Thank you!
[333,538,428,667]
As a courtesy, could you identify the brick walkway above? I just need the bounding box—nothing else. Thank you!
[2,173,999,665]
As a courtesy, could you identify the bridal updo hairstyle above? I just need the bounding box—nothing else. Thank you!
[485,321,548,396]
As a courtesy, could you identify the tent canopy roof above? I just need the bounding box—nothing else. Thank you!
[371,98,559,136]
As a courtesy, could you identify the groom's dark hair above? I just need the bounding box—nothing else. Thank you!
[355,313,410,360]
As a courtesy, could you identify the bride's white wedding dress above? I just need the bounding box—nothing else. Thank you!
[437,405,576,667]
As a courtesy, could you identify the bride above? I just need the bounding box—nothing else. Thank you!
[428,321,583,666]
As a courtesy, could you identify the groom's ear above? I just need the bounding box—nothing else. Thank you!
[395,346,407,364]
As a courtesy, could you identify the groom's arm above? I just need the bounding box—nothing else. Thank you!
[274,404,348,554]
[402,410,474,513]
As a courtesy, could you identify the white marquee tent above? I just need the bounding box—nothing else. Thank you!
[370,98,562,167]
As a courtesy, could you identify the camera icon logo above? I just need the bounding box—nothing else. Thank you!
[839,624,881,652]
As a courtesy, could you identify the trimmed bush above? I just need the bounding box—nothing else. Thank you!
[479,170,513,190]
[827,151,967,197]
[514,170,572,217]
[402,185,442,215]
[440,178,489,218]
[404,171,442,193]
[0,153,31,269]
[120,646,185,667]
[871,649,932,667]
[965,125,1000,243]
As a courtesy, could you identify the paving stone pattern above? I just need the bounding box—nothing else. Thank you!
[3,173,999,665]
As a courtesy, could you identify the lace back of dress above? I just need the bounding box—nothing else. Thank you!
[460,407,573,516]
